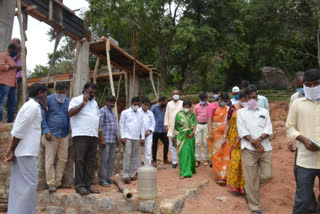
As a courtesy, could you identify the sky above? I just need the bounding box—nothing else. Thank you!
[12,0,89,72]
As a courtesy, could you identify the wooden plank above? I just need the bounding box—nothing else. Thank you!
[93,57,100,84]
[116,75,123,101]
[49,0,53,20]
[124,72,128,108]
[106,39,118,120]
[54,0,75,15]
[25,5,38,12]
[132,61,136,96]
[17,0,28,102]
[149,71,159,99]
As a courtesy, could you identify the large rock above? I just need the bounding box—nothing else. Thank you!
[261,67,291,89]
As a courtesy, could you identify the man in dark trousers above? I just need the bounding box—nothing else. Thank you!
[68,82,105,195]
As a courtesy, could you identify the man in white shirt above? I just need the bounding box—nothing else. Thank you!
[68,82,104,195]
[120,96,145,184]
[164,90,183,168]
[231,86,240,105]
[248,84,269,111]
[3,83,47,214]
[139,97,155,165]
[237,87,273,214]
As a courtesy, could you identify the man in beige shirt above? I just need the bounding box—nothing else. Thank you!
[286,69,320,214]
[164,90,183,168]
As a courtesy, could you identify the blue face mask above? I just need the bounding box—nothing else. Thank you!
[213,94,219,99]
[200,100,207,105]
[296,88,304,95]
[56,94,66,103]
[233,94,239,100]
[220,101,228,106]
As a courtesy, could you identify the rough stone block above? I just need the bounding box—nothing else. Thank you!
[80,207,95,214]
[46,205,64,214]
[116,199,135,213]
[160,196,185,214]
[97,197,115,211]
[50,193,62,206]
[61,193,81,207]
[65,208,79,214]
[137,200,154,213]
[80,195,97,207]
[37,190,50,204]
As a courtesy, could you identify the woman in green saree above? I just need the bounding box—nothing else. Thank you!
[174,100,197,179]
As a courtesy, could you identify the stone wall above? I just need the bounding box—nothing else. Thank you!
[0,123,13,212]
[0,123,124,211]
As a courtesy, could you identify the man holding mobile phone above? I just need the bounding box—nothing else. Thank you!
[68,82,105,195]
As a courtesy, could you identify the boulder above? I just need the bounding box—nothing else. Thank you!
[261,67,291,89]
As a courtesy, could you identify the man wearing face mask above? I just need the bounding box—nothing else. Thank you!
[120,96,145,184]
[237,87,273,214]
[41,82,70,192]
[68,82,102,195]
[193,92,210,167]
[99,96,118,187]
[0,43,22,123]
[3,83,47,214]
[231,86,240,105]
[286,69,320,214]
[290,72,305,106]
[151,96,169,167]
[164,90,183,168]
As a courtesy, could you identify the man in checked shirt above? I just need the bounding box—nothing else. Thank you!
[99,96,118,187]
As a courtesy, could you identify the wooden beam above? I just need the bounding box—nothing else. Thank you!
[54,0,75,15]
[25,5,38,12]
[116,74,123,101]
[157,75,160,96]
[124,72,128,108]
[17,0,27,102]
[149,71,159,99]
[70,40,81,97]
[47,31,63,85]
[132,61,136,96]
[106,39,118,120]
[93,57,100,84]
[49,0,53,21]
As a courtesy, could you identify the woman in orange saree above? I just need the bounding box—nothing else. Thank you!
[207,92,230,184]
[225,91,247,194]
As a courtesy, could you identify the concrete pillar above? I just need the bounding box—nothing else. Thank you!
[0,0,16,52]
[73,41,90,96]
[128,73,139,104]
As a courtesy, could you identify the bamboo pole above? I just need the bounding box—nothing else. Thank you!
[17,0,27,102]
[106,39,118,120]
[116,74,123,101]
[70,40,81,98]
[157,75,160,96]
[124,72,128,108]
[132,61,136,96]
[149,71,159,99]
[49,0,53,21]
[93,57,100,84]
[47,31,63,85]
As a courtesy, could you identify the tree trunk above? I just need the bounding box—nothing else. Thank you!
[159,41,168,93]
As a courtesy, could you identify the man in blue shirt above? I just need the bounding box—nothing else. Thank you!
[151,96,169,167]
[41,82,70,192]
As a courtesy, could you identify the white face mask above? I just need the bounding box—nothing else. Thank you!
[173,95,180,100]
[304,85,320,101]
[184,108,190,113]
[131,105,139,112]
[240,102,247,107]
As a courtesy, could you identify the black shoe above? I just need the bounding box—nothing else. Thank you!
[76,187,89,195]
[106,178,114,184]
[48,186,56,193]
[252,210,262,214]
[87,187,100,194]
[172,163,178,168]
[123,177,131,184]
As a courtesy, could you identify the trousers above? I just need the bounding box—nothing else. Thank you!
[242,149,272,211]
[122,139,141,178]
[169,137,178,164]
[73,136,98,190]
[99,143,117,183]
[0,83,16,122]
[152,132,169,162]
[194,124,209,161]
[42,135,69,187]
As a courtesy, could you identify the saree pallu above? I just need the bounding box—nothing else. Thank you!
[226,107,245,194]
[175,111,197,177]
[207,106,230,184]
